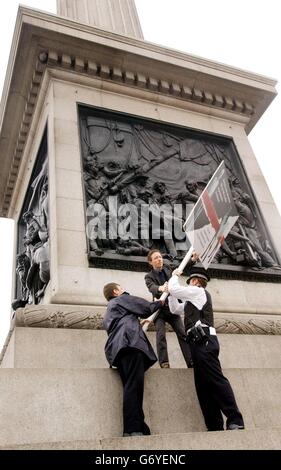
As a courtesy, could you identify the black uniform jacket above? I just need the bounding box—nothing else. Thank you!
[103,292,161,368]
[184,290,214,331]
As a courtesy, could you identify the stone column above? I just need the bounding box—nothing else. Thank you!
[57,0,144,38]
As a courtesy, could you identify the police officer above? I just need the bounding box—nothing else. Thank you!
[168,267,245,431]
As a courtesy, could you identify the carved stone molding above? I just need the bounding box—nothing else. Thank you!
[12,304,281,335]
[215,314,281,335]
[14,304,105,330]
[46,49,255,117]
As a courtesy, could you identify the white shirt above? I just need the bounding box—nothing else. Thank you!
[168,275,207,315]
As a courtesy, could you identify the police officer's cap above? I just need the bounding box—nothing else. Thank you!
[186,266,210,284]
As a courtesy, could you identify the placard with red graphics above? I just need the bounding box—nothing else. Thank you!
[183,161,239,269]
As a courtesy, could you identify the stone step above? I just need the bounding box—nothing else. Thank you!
[2,327,281,369]
[0,368,280,447]
[1,428,280,450]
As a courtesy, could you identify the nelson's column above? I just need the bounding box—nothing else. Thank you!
[0,0,280,450]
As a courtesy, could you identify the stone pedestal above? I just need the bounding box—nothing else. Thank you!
[0,0,281,451]
[0,325,281,449]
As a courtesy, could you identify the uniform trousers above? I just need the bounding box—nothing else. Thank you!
[155,312,193,366]
[189,333,244,431]
[116,349,151,435]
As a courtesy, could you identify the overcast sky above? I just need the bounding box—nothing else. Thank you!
[0,0,280,351]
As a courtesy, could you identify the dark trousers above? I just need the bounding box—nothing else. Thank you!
[116,349,150,435]
[154,314,192,366]
[190,334,244,431]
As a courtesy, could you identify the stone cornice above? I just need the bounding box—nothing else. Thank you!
[0,6,278,217]
[0,57,47,217]
[18,6,278,88]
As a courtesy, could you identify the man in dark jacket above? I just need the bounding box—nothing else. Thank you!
[168,267,244,432]
[103,282,163,437]
[144,249,193,368]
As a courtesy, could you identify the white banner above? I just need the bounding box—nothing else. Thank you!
[183,161,238,269]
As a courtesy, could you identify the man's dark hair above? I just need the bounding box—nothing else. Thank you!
[103,282,119,301]
[147,249,162,263]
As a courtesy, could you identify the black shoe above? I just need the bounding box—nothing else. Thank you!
[123,432,144,437]
[142,422,151,435]
[227,424,245,430]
